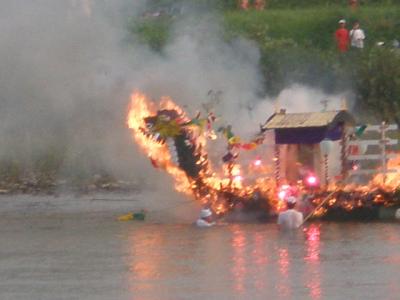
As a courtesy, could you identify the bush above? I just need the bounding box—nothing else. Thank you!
[128,18,172,51]
[352,48,400,125]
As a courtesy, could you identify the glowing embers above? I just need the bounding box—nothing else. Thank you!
[253,158,262,167]
[278,184,291,201]
[306,175,318,186]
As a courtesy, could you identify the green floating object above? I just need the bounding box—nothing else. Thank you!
[132,212,146,220]
[118,210,146,221]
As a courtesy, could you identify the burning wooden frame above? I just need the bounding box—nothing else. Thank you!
[127,91,400,221]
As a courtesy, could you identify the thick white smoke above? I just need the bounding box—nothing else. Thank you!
[0,0,351,191]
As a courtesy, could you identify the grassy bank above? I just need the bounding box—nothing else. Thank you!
[224,5,400,50]
[131,4,400,116]
[222,5,400,94]
[145,0,397,10]
[132,5,400,63]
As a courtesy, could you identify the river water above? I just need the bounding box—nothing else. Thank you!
[1,196,400,300]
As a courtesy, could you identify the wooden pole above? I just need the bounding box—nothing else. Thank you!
[274,144,280,187]
[228,161,233,192]
[340,126,348,181]
[301,190,336,226]
[324,154,329,186]
[381,121,387,184]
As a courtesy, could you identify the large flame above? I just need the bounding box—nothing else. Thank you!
[127,91,192,195]
[126,91,278,215]
[372,154,400,190]
[127,90,400,219]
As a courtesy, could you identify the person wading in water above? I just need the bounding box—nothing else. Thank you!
[277,196,304,230]
[195,208,215,228]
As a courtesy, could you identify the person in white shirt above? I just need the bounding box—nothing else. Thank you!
[350,21,365,49]
[277,196,303,230]
[195,208,215,227]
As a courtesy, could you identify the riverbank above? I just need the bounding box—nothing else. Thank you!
[0,175,141,196]
[0,190,199,224]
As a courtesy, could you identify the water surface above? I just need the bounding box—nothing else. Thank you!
[1,211,400,300]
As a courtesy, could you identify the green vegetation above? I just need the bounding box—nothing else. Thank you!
[131,3,400,122]
[223,6,400,50]
[129,17,172,51]
[223,5,400,95]
[144,0,397,11]
[353,48,400,124]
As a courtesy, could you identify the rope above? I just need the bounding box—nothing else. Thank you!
[301,190,337,226]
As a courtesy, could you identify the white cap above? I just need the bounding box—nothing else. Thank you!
[338,19,346,24]
[287,196,297,204]
[395,208,400,220]
[200,208,212,218]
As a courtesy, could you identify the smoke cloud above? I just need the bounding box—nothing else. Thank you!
[0,0,351,192]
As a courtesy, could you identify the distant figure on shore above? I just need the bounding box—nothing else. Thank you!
[277,196,303,230]
[239,0,249,10]
[350,21,365,49]
[254,0,266,10]
[196,208,215,227]
[239,0,265,10]
[335,19,350,53]
[349,0,359,11]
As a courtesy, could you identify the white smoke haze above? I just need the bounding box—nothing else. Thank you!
[0,0,149,180]
[0,0,352,193]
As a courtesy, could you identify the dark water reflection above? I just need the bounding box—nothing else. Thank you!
[124,223,400,300]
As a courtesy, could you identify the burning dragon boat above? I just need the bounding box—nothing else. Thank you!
[127,91,400,222]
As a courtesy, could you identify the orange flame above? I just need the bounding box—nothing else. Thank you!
[126,91,278,215]
[126,90,400,219]
[126,91,192,195]
[371,154,400,190]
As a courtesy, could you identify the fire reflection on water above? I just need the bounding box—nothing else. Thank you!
[252,232,268,291]
[277,247,291,297]
[231,226,247,293]
[127,230,163,296]
[305,224,322,299]
[120,224,400,300]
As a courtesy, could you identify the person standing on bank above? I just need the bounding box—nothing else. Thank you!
[350,21,365,49]
[277,196,304,230]
[335,19,350,53]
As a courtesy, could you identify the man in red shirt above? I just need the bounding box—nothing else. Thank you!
[335,19,349,53]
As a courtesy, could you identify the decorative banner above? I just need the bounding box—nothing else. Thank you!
[153,119,181,139]
[218,125,235,140]
[218,125,266,151]
[185,118,208,129]
[228,136,241,145]
[241,142,258,151]
[355,124,367,137]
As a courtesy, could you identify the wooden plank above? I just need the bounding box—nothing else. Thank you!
[348,153,398,160]
[348,168,398,175]
[347,139,398,146]
[364,124,398,132]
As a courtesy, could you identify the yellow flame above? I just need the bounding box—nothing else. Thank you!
[126,90,400,218]
[127,91,192,195]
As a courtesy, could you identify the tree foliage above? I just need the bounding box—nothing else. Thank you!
[353,48,400,125]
